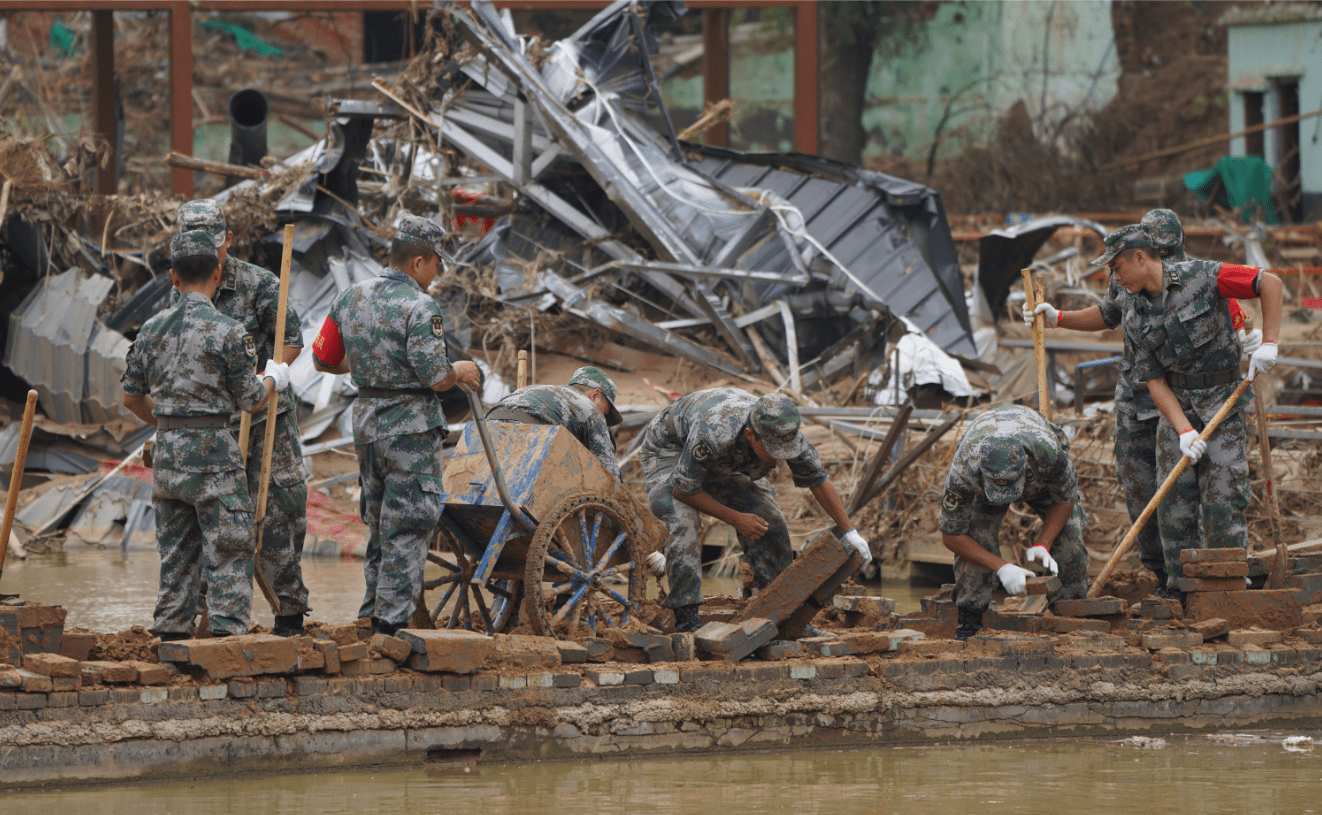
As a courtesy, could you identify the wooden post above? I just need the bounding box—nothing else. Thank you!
[252,224,295,613]
[1091,378,1252,597]
[0,390,38,584]
[1254,387,1286,588]
[701,8,729,147]
[1022,268,1052,421]
[517,350,528,390]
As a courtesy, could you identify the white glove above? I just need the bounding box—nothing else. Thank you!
[1237,328,1263,356]
[1022,301,1060,328]
[1178,429,1206,463]
[645,551,667,577]
[842,529,873,565]
[263,360,291,392]
[1247,342,1277,381]
[1025,545,1059,576]
[996,562,1034,595]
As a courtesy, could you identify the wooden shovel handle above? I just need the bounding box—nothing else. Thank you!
[0,390,39,578]
[1022,269,1052,421]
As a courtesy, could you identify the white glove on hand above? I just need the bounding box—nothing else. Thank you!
[1025,544,1059,576]
[645,551,667,577]
[1178,429,1206,463]
[1248,342,1277,381]
[263,360,291,392]
[996,562,1035,596]
[1237,328,1263,356]
[842,529,873,565]
[1022,301,1060,328]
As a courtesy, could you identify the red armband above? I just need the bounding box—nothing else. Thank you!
[1227,298,1247,331]
[313,316,345,367]
[1217,264,1260,300]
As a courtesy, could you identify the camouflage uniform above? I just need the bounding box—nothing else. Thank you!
[639,388,828,609]
[1124,257,1254,572]
[122,231,268,636]
[320,217,455,628]
[488,384,621,479]
[174,200,309,617]
[939,406,1089,613]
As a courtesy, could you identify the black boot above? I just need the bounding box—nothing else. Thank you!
[272,614,306,637]
[673,604,702,634]
[158,631,191,642]
[372,617,400,637]
[955,606,984,641]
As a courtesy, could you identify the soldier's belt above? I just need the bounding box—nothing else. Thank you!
[1167,367,1239,390]
[487,408,548,425]
[157,414,231,430]
[356,386,435,399]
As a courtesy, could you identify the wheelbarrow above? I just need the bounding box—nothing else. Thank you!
[421,385,665,637]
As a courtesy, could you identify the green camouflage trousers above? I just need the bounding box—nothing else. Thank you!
[952,498,1089,613]
[643,446,792,609]
[245,409,310,616]
[1154,409,1249,576]
[1113,409,1167,577]
[355,427,444,626]
[151,467,255,636]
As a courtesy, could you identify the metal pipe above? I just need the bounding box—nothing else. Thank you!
[458,384,536,531]
[227,88,269,167]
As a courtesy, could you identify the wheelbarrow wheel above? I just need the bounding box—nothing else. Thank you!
[424,524,520,635]
[522,492,644,637]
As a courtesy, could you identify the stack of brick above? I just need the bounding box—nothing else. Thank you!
[1180,548,1304,631]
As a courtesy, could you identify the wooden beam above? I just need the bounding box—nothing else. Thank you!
[793,0,817,155]
[169,1,193,197]
[701,8,729,148]
[90,10,116,195]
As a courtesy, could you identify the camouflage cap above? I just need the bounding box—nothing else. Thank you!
[979,439,1026,505]
[1089,223,1157,267]
[171,229,218,265]
[1141,209,1184,250]
[176,199,228,247]
[749,393,807,460]
[568,366,622,426]
[394,214,453,262]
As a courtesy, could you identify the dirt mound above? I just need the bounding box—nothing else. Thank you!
[90,625,159,663]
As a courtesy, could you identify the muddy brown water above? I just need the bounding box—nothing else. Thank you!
[4,734,1320,812]
[0,549,932,632]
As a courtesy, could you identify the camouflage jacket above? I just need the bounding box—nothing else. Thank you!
[329,267,454,446]
[1098,279,1160,421]
[122,291,266,473]
[1124,259,1253,423]
[170,254,303,420]
[488,385,620,479]
[939,406,1077,535]
[641,387,828,495]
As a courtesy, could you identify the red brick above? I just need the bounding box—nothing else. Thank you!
[1190,618,1230,641]
[555,641,588,664]
[316,623,364,646]
[1184,561,1249,579]
[156,635,298,679]
[1054,597,1127,618]
[368,634,412,663]
[297,649,325,672]
[338,642,368,662]
[16,669,52,692]
[1226,629,1283,647]
[489,634,559,669]
[738,535,851,627]
[1173,577,1246,593]
[340,657,395,676]
[126,662,171,685]
[313,640,341,674]
[835,632,891,655]
[1287,574,1322,605]
[59,630,97,662]
[1142,631,1201,650]
[695,618,777,662]
[1043,616,1110,634]
[397,629,496,674]
[1026,576,1062,595]
[1181,548,1247,564]
[1185,589,1303,631]
[81,661,137,684]
[22,653,81,678]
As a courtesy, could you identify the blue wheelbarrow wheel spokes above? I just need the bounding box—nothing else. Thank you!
[424,524,520,635]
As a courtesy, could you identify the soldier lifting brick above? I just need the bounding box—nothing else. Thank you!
[486,366,623,479]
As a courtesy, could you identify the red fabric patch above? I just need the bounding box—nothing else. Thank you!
[1227,298,1246,331]
[1217,264,1260,299]
[313,316,345,367]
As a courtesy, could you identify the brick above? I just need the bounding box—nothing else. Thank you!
[156,635,299,679]
[312,640,340,674]
[1153,647,1190,665]
[695,618,778,662]
[585,670,624,686]
[168,686,198,702]
[1054,597,1127,618]
[16,669,52,693]
[227,679,257,698]
[896,616,956,640]
[1189,649,1218,665]
[81,660,137,684]
[78,688,109,706]
[1181,547,1247,564]
[490,634,561,669]
[470,675,497,692]
[0,603,66,663]
[1270,646,1297,665]
[16,692,47,709]
[970,635,1054,656]
[789,664,817,680]
[1226,629,1284,647]
[1142,631,1201,650]
[1287,574,1322,605]
[736,662,788,681]
[887,629,926,651]
[1025,576,1062,595]
[0,667,21,688]
[524,673,553,689]
[50,675,80,691]
[831,632,888,655]
[577,637,613,663]
[1248,555,1273,578]
[670,633,695,662]
[1183,560,1249,579]
[110,688,140,704]
[982,611,1044,633]
[756,640,805,661]
[341,657,395,676]
[623,669,654,685]
[438,674,469,692]
[295,677,328,696]
[1242,644,1272,665]
[555,641,588,664]
[46,690,77,708]
[1185,589,1303,631]
[22,653,81,678]
[315,623,363,646]
[832,595,896,615]
[59,630,97,662]
[124,662,170,686]
[1136,599,1175,621]
[1174,577,1246,593]
[498,675,526,689]
[254,679,286,698]
[198,684,227,700]
[0,693,15,711]
[737,534,855,631]
[395,629,494,674]
[1042,616,1110,634]
[338,642,368,662]
[653,669,679,685]
[897,639,966,657]
[816,641,853,658]
[139,688,168,704]
[1190,618,1230,641]
[1295,628,1322,645]
[297,650,325,672]
[368,634,412,663]
[553,672,583,688]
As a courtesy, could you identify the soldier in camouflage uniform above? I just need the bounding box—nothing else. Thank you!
[487,366,623,479]
[939,405,1088,639]
[175,199,311,636]
[122,231,289,640]
[639,389,871,633]
[1101,224,1282,597]
[1026,210,1261,597]
[312,214,482,636]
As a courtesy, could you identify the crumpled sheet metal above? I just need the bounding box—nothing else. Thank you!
[976,215,1107,322]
